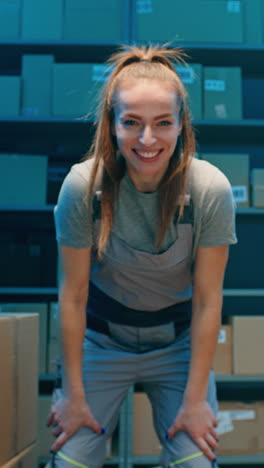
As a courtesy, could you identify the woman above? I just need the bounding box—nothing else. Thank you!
[47,45,237,468]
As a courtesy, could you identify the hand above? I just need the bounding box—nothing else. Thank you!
[167,400,219,461]
[47,394,103,452]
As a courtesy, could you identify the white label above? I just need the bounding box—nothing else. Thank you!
[215,104,227,119]
[92,65,113,82]
[229,410,256,421]
[136,0,152,14]
[176,66,195,84]
[218,329,226,344]
[232,185,248,203]
[205,80,225,92]
[227,1,240,13]
[216,412,234,435]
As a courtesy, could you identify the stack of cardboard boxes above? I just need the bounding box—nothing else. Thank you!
[0,314,38,467]
[0,56,244,122]
[135,0,264,44]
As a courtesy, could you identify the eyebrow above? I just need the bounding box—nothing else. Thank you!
[121,113,174,120]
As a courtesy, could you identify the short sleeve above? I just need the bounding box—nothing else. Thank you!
[54,166,93,248]
[198,169,237,247]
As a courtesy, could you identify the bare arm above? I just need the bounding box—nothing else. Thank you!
[185,244,228,403]
[58,244,91,399]
[168,244,229,460]
[48,245,102,451]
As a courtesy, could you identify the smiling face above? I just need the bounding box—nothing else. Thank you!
[112,79,183,192]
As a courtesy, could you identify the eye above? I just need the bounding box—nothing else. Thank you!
[122,119,138,127]
[158,120,172,126]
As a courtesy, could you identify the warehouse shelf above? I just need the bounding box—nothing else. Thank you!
[1,41,264,74]
[2,205,264,215]
[219,454,264,465]
[223,289,264,296]
[0,287,57,303]
[2,14,264,466]
[216,375,264,383]
[0,204,55,211]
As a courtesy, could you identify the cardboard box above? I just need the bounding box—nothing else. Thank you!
[0,76,20,116]
[232,316,264,375]
[52,63,111,118]
[203,67,242,120]
[0,314,38,465]
[217,401,264,456]
[242,0,263,44]
[133,393,161,456]
[0,0,21,39]
[22,55,54,117]
[1,442,37,468]
[135,0,243,44]
[201,153,249,207]
[0,153,48,206]
[251,168,264,208]
[21,0,63,40]
[0,303,48,374]
[175,63,203,121]
[63,0,123,42]
[213,325,232,375]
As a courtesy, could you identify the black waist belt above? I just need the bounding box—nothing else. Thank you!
[87,281,192,329]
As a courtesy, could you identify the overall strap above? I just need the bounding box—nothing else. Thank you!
[92,190,194,225]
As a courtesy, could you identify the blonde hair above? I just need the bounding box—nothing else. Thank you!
[85,44,196,257]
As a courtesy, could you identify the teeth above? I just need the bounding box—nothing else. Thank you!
[136,151,159,158]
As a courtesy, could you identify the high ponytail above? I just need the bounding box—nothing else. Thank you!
[85,44,196,257]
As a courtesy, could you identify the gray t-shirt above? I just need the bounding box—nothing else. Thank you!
[54,156,237,259]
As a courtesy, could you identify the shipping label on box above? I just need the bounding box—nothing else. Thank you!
[201,153,249,207]
[217,402,264,456]
[203,67,242,120]
[175,63,203,120]
[213,325,232,375]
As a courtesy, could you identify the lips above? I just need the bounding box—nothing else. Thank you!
[133,149,163,160]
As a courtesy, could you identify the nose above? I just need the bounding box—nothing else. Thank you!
[138,125,157,146]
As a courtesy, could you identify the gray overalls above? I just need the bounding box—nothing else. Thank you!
[51,193,218,468]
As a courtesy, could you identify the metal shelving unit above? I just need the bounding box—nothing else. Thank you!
[1,5,264,464]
